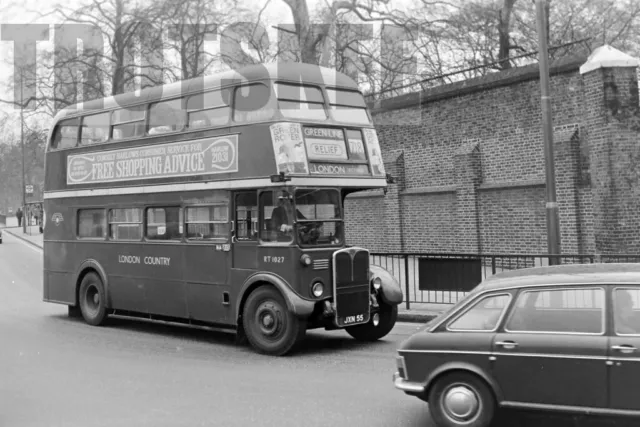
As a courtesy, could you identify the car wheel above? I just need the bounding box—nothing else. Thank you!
[78,272,109,326]
[242,285,306,356]
[428,372,496,427]
[345,302,398,341]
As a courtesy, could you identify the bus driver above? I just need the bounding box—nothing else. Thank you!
[271,193,305,233]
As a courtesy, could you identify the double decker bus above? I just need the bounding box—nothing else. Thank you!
[42,62,403,356]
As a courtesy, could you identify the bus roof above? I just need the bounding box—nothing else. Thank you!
[51,62,360,124]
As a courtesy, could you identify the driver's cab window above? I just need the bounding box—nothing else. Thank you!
[447,293,512,332]
[235,192,258,241]
[260,190,296,243]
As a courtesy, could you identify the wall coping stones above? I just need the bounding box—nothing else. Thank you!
[368,55,588,114]
[579,45,640,75]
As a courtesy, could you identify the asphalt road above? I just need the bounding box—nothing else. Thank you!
[0,232,631,427]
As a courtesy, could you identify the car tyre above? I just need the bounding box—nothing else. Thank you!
[78,272,109,326]
[428,372,496,427]
[242,285,306,356]
[345,302,397,342]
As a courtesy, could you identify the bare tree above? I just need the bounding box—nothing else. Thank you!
[162,0,244,80]
[50,0,169,96]
[513,0,640,56]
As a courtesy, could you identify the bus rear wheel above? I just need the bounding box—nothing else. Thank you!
[78,272,108,326]
[345,302,398,342]
[242,286,306,356]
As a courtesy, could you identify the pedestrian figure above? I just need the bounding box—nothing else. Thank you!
[16,207,23,227]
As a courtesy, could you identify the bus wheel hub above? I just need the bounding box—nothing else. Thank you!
[263,314,274,327]
[257,303,281,336]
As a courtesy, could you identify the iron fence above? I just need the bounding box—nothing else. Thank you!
[370,252,640,309]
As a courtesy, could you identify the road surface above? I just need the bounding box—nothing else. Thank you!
[0,232,626,427]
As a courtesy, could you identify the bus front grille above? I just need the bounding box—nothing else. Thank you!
[332,247,371,327]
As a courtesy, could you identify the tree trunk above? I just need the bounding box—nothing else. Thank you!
[497,0,517,69]
[283,0,321,64]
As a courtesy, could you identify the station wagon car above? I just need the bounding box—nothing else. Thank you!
[393,263,640,427]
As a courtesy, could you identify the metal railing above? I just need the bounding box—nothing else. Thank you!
[370,252,640,309]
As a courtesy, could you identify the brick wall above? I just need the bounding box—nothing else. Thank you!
[344,48,640,255]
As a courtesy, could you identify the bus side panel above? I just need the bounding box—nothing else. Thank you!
[136,243,187,318]
[184,243,232,324]
[104,242,148,313]
[43,201,77,304]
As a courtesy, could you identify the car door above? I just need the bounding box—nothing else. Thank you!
[414,292,514,382]
[608,285,640,411]
[491,286,609,409]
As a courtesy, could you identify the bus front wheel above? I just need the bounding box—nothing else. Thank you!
[242,286,306,356]
[345,302,398,342]
[78,272,108,326]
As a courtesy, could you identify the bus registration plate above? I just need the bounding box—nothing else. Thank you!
[342,314,366,325]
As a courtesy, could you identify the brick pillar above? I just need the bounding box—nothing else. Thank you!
[381,150,405,252]
[580,45,640,254]
[552,125,582,253]
[454,140,482,253]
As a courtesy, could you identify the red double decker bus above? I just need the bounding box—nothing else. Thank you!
[42,62,403,356]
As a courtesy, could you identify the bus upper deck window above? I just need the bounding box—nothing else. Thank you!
[325,88,372,125]
[275,83,326,121]
[52,119,79,149]
[186,89,231,129]
[233,84,274,123]
[187,90,231,129]
[80,112,110,145]
[149,98,185,134]
[112,106,146,140]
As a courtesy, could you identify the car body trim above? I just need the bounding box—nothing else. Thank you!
[500,401,640,417]
[400,349,608,361]
[500,329,607,336]
[493,352,608,360]
[608,357,640,362]
[400,349,492,355]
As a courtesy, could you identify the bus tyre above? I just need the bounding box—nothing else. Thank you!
[78,272,108,326]
[243,286,306,356]
[345,302,398,342]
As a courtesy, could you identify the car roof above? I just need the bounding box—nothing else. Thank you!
[476,263,640,292]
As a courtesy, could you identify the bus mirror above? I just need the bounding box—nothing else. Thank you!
[270,172,291,183]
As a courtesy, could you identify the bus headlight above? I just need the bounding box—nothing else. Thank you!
[372,277,382,290]
[311,282,324,297]
[300,254,312,266]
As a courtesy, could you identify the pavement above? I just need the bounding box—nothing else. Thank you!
[0,230,620,427]
[0,226,450,323]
